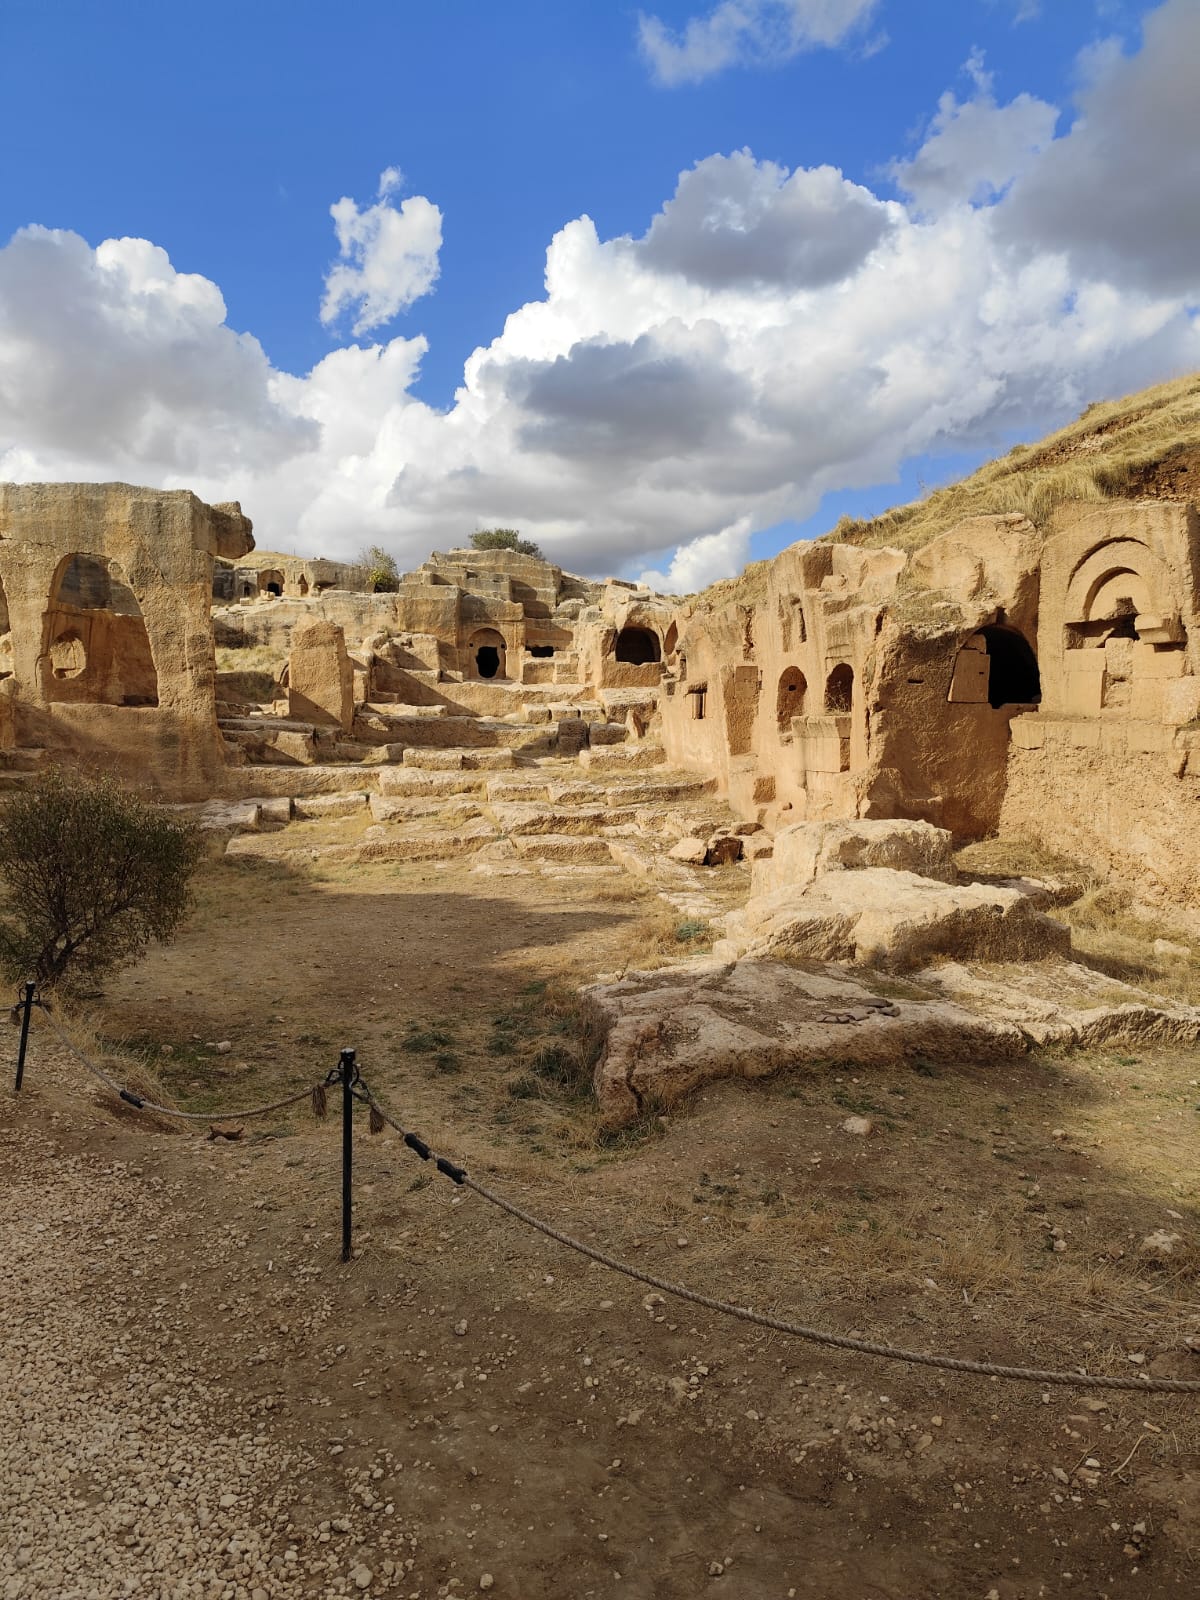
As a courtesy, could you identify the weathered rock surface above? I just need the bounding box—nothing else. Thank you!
[755,819,957,894]
[719,866,1068,970]
[589,957,1026,1127]
[590,955,1200,1127]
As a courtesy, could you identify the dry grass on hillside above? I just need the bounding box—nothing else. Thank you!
[826,370,1200,553]
[956,833,1200,1004]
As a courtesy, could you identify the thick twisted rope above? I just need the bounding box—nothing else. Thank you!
[366,1094,1200,1395]
[36,1005,318,1124]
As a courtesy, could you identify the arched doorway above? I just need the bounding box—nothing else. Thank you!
[0,571,11,680]
[824,664,853,714]
[948,627,1040,708]
[469,628,507,680]
[42,553,159,706]
[978,625,1040,708]
[776,667,807,730]
[614,626,661,664]
[259,569,285,598]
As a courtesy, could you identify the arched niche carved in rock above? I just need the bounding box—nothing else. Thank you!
[614,625,661,665]
[948,626,1041,709]
[824,663,854,715]
[468,627,507,680]
[41,553,159,706]
[776,666,807,730]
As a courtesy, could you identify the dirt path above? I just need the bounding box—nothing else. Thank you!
[5,1013,1200,1599]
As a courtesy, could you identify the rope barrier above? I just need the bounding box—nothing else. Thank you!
[364,1093,1200,1396]
[19,1000,1200,1395]
[34,1004,319,1125]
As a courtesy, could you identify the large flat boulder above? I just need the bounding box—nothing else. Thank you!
[755,818,956,895]
[589,958,1025,1128]
[589,954,1200,1128]
[720,866,1069,970]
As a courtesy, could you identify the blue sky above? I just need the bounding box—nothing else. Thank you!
[1,0,1196,587]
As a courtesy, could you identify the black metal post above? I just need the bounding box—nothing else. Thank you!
[13,981,35,1093]
[340,1047,355,1262]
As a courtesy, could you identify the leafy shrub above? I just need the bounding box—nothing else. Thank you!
[469,528,543,558]
[0,770,203,988]
[356,545,400,593]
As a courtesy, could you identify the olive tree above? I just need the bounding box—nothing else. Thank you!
[356,545,400,593]
[469,528,543,558]
[0,770,203,988]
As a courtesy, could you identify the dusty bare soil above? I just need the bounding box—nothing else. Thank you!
[4,843,1200,1598]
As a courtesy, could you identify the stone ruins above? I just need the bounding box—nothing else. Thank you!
[3,477,1200,1118]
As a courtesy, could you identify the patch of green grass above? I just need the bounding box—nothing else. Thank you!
[595,1110,665,1152]
[401,1023,456,1054]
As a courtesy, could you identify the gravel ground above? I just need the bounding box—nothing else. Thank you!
[0,1043,415,1599]
[5,1023,1200,1600]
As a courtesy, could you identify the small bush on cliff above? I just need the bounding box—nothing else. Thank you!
[469,528,543,558]
[0,770,203,988]
[356,545,400,592]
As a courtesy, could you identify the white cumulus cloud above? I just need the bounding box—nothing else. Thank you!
[320,168,443,336]
[998,0,1200,295]
[638,0,879,87]
[891,50,1059,212]
[638,151,895,288]
[639,517,753,594]
[2,1,1200,591]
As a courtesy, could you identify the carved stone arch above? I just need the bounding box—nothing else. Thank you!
[1064,538,1171,642]
[824,663,854,714]
[948,625,1040,708]
[614,625,661,665]
[776,666,807,729]
[41,552,159,706]
[468,627,507,680]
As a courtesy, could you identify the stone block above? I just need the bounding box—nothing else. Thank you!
[757,819,956,895]
[796,714,848,775]
[723,867,1069,971]
[272,729,319,764]
[667,836,708,865]
[288,620,355,731]
[1065,648,1107,673]
[1009,714,1045,750]
[1126,721,1177,753]
[578,744,666,771]
[947,649,988,704]
[511,832,612,863]
[403,748,466,769]
[462,748,515,770]
[1061,672,1103,718]
[1135,614,1186,647]
[1133,642,1186,678]
[1130,679,1166,722]
[377,767,488,797]
[1069,721,1101,748]
[359,742,406,764]
[1162,677,1200,726]
[293,792,369,819]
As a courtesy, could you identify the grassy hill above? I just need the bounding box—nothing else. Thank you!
[824,370,1200,554]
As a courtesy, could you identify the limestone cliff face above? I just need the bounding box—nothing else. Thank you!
[661,499,1200,898]
[0,483,251,799]
[5,480,1200,901]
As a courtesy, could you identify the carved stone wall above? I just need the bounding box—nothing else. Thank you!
[0,482,253,797]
